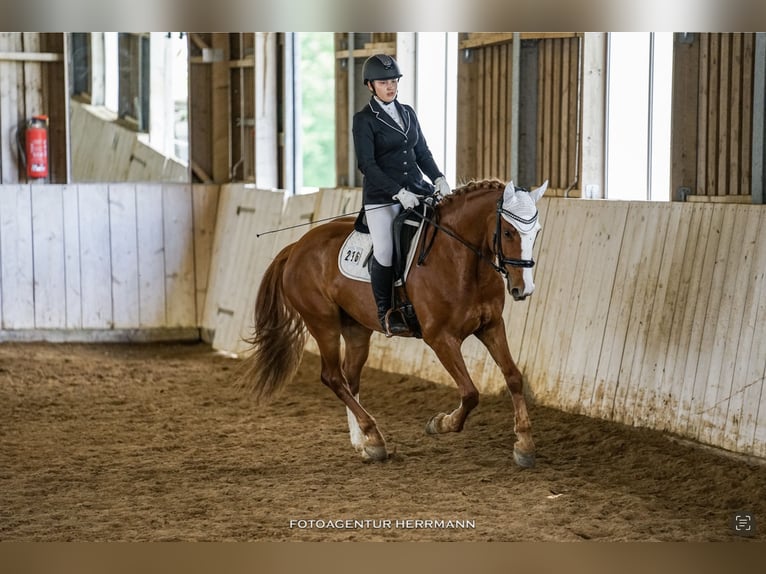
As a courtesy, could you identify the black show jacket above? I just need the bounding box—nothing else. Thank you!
[352,97,444,205]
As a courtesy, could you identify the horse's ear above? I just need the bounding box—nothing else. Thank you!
[530,180,548,203]
[504,180,516,202]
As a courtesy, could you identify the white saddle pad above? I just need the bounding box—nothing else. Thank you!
[338,218,425,283]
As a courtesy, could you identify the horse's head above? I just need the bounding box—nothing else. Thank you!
[496,180,548,300]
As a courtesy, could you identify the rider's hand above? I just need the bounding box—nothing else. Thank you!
[434,176,452,197]
[393,188,420,210]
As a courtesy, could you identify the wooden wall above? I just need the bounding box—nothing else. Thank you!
[0,32,68,184]
[457,33,582,195]
[672,33,756,202]
[70,100,187,182]
[0,183,218,339]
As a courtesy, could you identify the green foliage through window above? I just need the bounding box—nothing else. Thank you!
[300,33,336,188]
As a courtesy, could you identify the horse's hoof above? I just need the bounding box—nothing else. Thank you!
[425,413,447,435]
[361,444,389,462]
[513,447,536,468]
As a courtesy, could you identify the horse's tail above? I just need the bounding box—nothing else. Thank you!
[238,243,307,404]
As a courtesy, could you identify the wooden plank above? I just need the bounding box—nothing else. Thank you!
[0,33,21,183]
[163,184,196,327]
[538,201,591,406]
[642,203,689,429]
[78,184,113,328]
[135,183,166,327]
[459,33,580,50]
[675,205,723,434]
[521,199,570,402]
[213,188,284,354]
[0,51,63,62]
[559,39,571,187]
[108,183,140,328]
[40,33,68,183]
[729,208,766,453]
[192,184,220,327]
[695,34,710,195]
[671,33,700,202]
[31,184,66,328]
[687,205,735,440]
[740,33,754,196]
[705,34,720,196]
[717,34,731,196]
[567,202,629,416]
[686,194,753,203]
[201,184,241,332]
[22,34,44,141]
[610,204,668,425]
[728,34,743,197]
[660,203,709,432]
[0,185,34,327]
[61,185,82,329]
[516,196,560,386]
[592,202,648,420]
[210,33,230,183]
[708,206,761,448]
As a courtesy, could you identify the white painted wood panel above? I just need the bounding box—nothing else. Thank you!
[163,184,196,327]
[61,185,83,329]
[31,185,66,328]
[135,183,166,327]
[0,185,34,327]
[108,184,140,328]
[192,184,220,327]
[77,184,113,328]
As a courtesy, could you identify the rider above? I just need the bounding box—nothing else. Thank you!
[352,53,452,337]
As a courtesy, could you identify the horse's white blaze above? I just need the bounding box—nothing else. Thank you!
[520,230,538,296]
[502,180,547,297]
[347,395,365,451]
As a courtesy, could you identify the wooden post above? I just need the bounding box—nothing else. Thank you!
[753,33,765,204]
[580,32,606,199]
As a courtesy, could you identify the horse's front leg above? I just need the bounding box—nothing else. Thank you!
[424,335,479,434]
[475,319,536,468]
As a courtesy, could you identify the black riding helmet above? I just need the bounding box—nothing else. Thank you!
[362,54,402,85]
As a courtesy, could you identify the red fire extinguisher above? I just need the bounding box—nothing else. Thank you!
[25,115,49,180]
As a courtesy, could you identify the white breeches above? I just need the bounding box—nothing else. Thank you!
[364,203,402,267]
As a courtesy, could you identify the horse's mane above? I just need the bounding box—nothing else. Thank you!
[438,179,506,208]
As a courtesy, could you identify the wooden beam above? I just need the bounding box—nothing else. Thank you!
[210,33,230,183]
[459,32,581,50]
[0,51,63,62]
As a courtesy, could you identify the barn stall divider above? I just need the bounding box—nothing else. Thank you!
[1,183,765,461]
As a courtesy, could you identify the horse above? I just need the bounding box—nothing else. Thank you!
[238,178,548,467]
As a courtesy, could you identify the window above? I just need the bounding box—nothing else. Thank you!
[606,32,674,200]
[117,33,150,132]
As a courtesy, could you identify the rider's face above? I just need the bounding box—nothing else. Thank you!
[370,78,399,103]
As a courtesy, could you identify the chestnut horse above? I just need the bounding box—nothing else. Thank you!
[239,179,547,467]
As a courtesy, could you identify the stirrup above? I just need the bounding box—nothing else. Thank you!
[383,308,410,338]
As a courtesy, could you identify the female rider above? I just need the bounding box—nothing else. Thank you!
[352,53,452,336]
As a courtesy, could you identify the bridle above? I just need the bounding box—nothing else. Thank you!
[411,193,538,282]
[494,197,537,272]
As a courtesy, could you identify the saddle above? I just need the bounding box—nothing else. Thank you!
[339,203,435,338]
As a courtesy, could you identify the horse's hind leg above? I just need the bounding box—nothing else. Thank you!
[340,321,372,453]
[475,319,536,468]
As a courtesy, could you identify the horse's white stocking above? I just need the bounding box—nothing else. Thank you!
[347,394,365,452]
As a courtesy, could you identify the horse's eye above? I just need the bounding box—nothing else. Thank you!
[503,229,514,239]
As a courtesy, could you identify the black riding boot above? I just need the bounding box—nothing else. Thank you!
[370,257,409,337]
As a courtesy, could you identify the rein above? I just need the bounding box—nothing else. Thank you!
[408,196,536,279]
